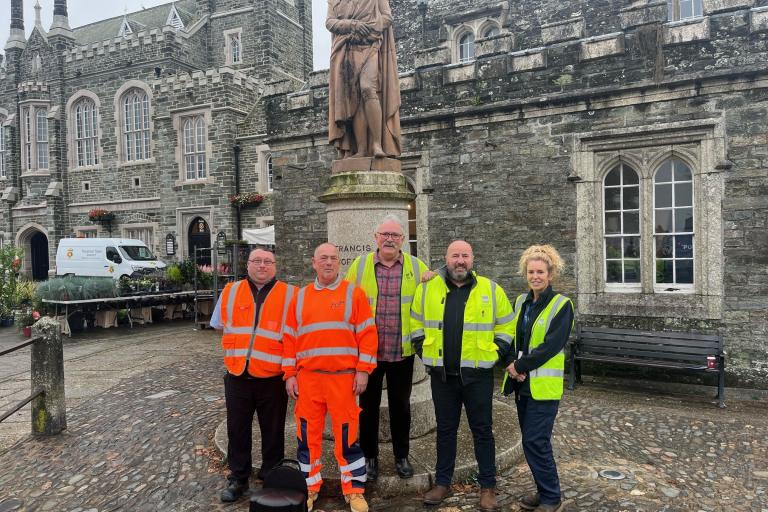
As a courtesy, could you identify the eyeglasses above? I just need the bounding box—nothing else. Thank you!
[248,259,275,266]
[376,232,404,240]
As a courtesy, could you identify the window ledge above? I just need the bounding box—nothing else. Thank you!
[71,164,103,172]
[119,158,156,168]
[174,177,215,188]
[21,171,51,177]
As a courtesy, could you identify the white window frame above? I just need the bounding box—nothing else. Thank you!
[21,103,50,173]
[480,22,500,39]
[67,91,102,170]
[115,81,154,166]
[0,121,6,179]
[603,162,642,293]
[457,30,475,63]
[172,107,212,185]
[667,0,704,21]
[122,223,156,252]
[166,5,185,30]
[75,227,98,238]
[224,28,244,66]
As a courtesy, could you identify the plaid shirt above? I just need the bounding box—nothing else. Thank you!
[374,251,405,362]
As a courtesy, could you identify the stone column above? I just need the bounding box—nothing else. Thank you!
[31,317,67,435]
[318,158,415,270]
[50,0,74,39]
[5,0,26,51]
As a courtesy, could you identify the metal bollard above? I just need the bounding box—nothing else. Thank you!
[31,317,67,435]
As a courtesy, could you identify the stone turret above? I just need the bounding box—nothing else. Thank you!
[49,0,75,44]
[5,0,26,51]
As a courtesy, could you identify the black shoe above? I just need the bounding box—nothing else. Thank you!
[395,457,413,478]
[365,457,379,482]
[220,480,248,502]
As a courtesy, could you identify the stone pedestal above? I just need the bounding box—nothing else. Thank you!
[318,157,414,269]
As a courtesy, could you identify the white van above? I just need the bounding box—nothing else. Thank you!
[56,238,167,279]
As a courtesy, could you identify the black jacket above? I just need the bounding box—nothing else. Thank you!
[502,286,574,396]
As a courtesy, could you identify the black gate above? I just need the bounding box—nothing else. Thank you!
[188,217,211,266]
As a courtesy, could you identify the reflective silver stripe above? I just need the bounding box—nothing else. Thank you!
[223,327,253,335]
[343,282,354,323]
[305,473,322,485]
[423,320,441,329]
[410,328,425,339]
[255,328,282,340]
[410,310,423,322]
[531,368,564,378]
[296,347,359,359]
[225,280,242,330]
[490,281,498,325]
[463,322,495,331]
[359,353,376,364]
[402,332,413,343]
[461,359,496,369]
[545,295,569,333]
[339,457,366,472]
[295,287,306,329]
[400,295,413,305]
[514,294,526,316]
[297,321,353,336]
[279,285,296,339]
[225,348,250,358]
[355,317,375,332]
[410,254,421,285]
[422,357,444,367]
[250,350,283,364]
[355,254,367,287]
[283,326,297,337]
[282,358,296,367]
[495,332,513,344]
[299,462,312,472]
[341,474,367,483]
[497,312,514,324]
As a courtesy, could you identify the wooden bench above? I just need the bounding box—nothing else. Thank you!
[569,326,726,408]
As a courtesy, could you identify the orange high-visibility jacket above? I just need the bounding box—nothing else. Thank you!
[282,279,378,379]
[220,279,297,378]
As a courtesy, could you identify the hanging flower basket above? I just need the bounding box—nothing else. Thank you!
[88,208,115,222]
[229,192,264,209]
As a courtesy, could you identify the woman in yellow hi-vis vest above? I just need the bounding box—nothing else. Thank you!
[502,245,574,512]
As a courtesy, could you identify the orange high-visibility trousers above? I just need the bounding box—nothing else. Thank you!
[295,371,366,495]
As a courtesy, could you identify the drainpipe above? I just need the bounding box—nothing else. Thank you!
[233,142,242,240]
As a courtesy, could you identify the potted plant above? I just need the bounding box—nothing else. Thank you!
[228,192,264,209]
[0,245,23,326]
[15,309,40,337]
[88,208,115,222]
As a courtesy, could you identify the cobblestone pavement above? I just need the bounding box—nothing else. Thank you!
[0,323,767,511]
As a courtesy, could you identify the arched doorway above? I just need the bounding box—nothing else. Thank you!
[30,232,50,280]
[188,217,211,265]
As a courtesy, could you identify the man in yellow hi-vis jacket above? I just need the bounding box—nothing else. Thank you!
[410,240,514,512]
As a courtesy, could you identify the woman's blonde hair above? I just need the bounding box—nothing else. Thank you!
[518,244,565,280]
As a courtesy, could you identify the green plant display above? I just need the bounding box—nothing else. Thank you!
[0,245,24,319]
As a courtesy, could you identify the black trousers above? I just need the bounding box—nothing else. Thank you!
[359,356,414,459]
[224,372,288,483]
[430,372,496,488]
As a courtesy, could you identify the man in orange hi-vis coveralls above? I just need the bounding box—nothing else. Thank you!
[283,243,378,512]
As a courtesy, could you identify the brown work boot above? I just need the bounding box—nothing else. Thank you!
[345,492,369,512]
[307,491,319,512]
[533,502,563,512]
[479,488,498,511]
[520,492,541,510]
[423,485,451,505]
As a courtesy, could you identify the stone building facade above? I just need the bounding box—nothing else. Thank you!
[0,0,312,277]
[264,0,768,387]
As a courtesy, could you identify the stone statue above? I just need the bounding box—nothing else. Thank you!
[326,0,402,159]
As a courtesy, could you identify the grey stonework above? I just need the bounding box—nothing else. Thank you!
[263,1,768,387]
[0,0,312,267]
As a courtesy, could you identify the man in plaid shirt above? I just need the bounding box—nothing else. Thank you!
[345,215,430,481]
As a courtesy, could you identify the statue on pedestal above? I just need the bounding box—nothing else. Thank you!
[327,0,402,159]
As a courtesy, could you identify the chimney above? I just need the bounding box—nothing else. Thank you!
[50,0,74,39]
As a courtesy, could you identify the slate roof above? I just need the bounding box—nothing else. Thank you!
[73,0,198,45]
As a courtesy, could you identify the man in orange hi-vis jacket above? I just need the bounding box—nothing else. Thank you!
[283,243,378,512]
[211,248,297,503]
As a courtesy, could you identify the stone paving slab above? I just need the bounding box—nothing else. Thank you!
[0,323,766,511]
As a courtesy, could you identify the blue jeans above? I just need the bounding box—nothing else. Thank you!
[516,395,561,505]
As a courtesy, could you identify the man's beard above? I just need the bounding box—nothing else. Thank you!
[447,266,471,283]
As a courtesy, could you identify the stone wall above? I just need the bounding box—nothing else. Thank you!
[265,0,768,386]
